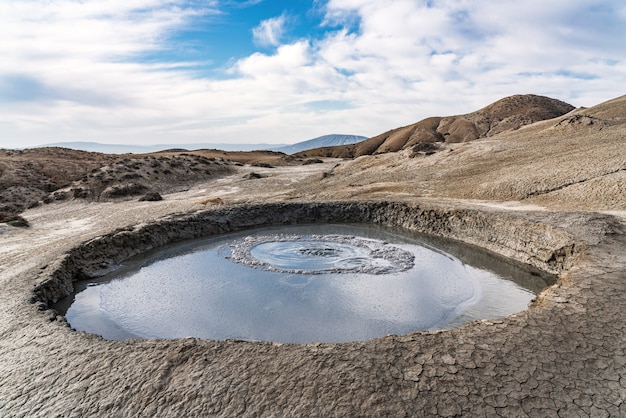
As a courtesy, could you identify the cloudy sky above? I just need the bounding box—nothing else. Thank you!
[1,0,625,148]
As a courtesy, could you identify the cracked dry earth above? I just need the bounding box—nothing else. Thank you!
[1,179,625,416]
[1,121,626,415]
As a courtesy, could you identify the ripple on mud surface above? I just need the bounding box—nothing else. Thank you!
[230,234,415,274]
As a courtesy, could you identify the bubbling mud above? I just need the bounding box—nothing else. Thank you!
[229,234,415,274]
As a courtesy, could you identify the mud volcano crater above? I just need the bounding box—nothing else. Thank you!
[34,201,576,343]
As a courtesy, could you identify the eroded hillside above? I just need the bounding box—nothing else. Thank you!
[288,95,626,211]
[297,94,575,158]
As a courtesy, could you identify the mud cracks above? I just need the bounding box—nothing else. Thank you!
[12,202,626,416]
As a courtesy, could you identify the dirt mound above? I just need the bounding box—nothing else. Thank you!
[43,154,235,203]
[297,94,574,158]
[0,148,237,214]
[0,148,120,213]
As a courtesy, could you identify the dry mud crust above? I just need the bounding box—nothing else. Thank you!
[3,202,626,417]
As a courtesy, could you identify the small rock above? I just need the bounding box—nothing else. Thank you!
[0,213,30,227]
[139,192,163,202]
[302,158,324,165]
[244,172,264,179]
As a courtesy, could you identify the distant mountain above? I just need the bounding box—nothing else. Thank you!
[34,141,286,154]
[269,134,367,154]
[296,95,575,158]
[33,135,367,155]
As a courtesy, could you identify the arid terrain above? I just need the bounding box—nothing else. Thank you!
[0,94,625,416]
[0,147,314,218]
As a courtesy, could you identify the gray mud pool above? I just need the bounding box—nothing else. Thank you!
[56,224,552,343]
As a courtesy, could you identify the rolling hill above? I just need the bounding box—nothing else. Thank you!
[295,94,575,158]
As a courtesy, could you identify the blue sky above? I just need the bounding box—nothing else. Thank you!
[1,0,625,148]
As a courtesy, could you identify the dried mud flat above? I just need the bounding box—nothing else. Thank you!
[1,97,626,416]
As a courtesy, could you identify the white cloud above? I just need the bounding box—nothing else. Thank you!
[252,15,287,47]
[314,0,626,112]
[0,0,625,148]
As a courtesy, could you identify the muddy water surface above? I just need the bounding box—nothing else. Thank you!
[58,224,552,343]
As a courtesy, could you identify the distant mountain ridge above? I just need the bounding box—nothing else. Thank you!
[31,134,366,154]
[31,141,283,154]
[269,135,367,154]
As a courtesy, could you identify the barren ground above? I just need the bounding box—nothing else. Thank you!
[0,95,625,416]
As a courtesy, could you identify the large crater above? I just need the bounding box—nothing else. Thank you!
[34,201,579,342]
[53,223,553,343]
